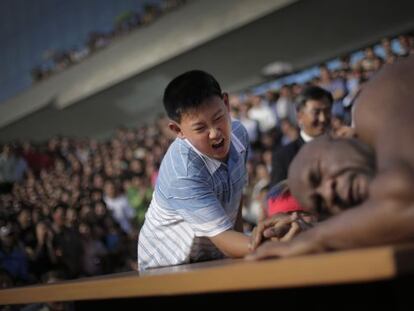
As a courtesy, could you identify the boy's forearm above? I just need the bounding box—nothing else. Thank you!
[209,230,251,258]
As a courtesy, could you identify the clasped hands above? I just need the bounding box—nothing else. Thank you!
[246,211,317,260]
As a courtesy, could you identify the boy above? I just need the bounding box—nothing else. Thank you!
[138,70,251,271]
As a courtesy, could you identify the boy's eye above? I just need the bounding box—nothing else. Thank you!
[194,127,205,132]
[214,115,223,121]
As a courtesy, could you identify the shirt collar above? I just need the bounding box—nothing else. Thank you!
[300,130,315,143]
[184,133,245,175]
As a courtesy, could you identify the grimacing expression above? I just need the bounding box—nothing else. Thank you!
[288,137,375,216]
[169,94,232,162]
[297,98,331,137]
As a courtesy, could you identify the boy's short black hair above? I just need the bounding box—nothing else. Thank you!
[295,86,333,112]
[163,70,223,122]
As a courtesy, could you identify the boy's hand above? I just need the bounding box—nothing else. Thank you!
[249,212,300,251]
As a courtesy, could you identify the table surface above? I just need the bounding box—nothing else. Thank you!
[1,243,414,305]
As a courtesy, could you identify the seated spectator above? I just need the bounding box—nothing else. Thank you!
[243,163,270,226]
[29,221,57,280]
[377,37,397,61]
[396,34,411,56]
[247,95,277,134]
[0,223,30,285]
[123,176,152,229]
[0,144,19,194]
[16,208,36,256]
[357,46,381,72]
[275,85,296,125]
[103,179,135,235]
[279,118,299,146]
[51,205,83,279]
[78,222,108,276]
[236,102,261,150]
[318,65,347,101]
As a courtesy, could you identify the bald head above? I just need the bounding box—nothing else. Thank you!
[288,136,375,217]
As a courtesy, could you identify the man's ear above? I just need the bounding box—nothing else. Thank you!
[222,92,230,112]
[168,121,185,139]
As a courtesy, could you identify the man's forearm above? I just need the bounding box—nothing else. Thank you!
[313,165,414,250]
[304,198,414,252]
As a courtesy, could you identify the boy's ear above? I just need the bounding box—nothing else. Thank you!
[168,121,185,139]
[222,92,230,111]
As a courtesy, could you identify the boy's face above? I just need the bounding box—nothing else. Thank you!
[169,94,232,162]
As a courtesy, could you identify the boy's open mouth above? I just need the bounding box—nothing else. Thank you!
[212,138,224,149]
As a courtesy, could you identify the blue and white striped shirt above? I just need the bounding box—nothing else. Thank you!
[138,120,249,271]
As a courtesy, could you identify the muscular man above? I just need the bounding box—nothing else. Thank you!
[248,56,414,259]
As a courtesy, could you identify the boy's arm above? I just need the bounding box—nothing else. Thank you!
[209,229,251,258]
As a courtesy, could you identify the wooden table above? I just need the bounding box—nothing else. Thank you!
[1,244,414,309]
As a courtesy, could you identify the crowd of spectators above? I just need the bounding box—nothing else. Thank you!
[30,0,187,83]
[1,31,413,289]
[0,120,173,288]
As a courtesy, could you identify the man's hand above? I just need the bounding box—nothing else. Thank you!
[246,230,325,260]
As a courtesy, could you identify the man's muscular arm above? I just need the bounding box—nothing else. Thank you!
[248,162,414,259]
